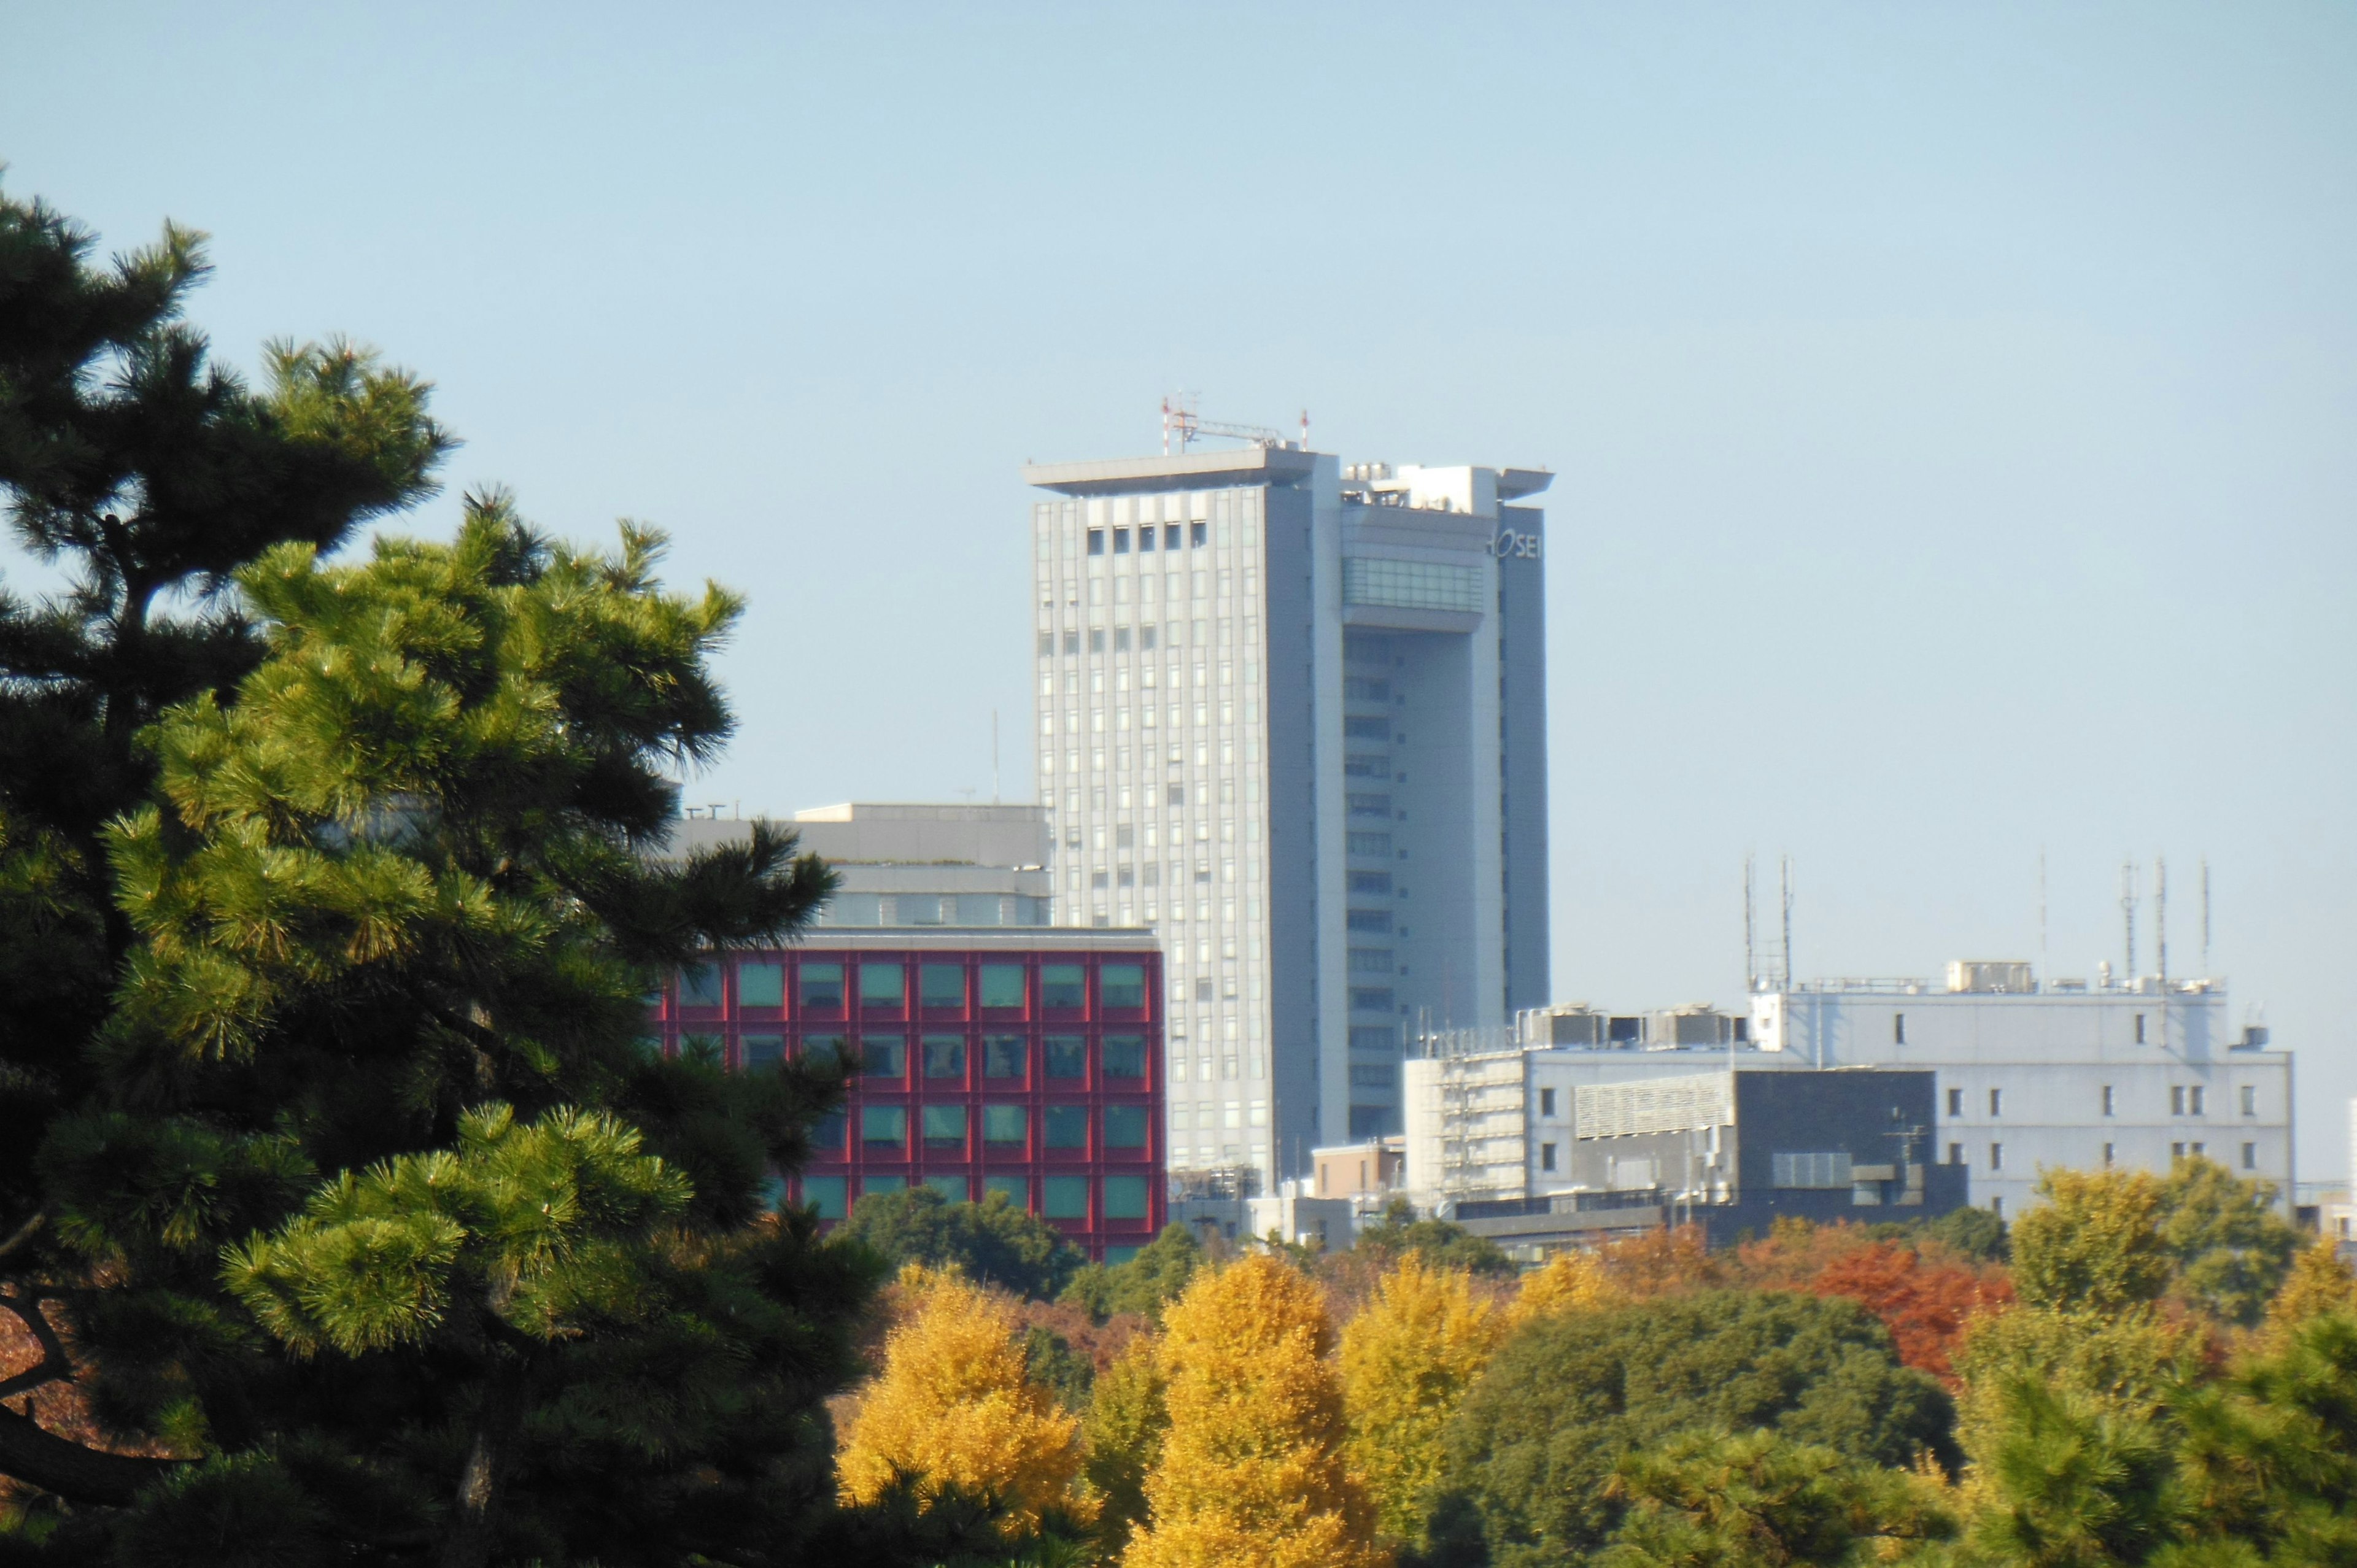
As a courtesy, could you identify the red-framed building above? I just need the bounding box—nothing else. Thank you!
[651,929,1166,1261]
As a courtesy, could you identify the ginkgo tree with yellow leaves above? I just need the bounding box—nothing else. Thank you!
[1341,1253,1505,1544]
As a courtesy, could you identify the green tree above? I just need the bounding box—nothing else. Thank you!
[0,214,875,1565]
[1915,1204,2009,1262]
[1430,1291,1955,1567]
[1962,1376,2185,1568]
[1081,1333,1169,1549]
[1355,1199,1515,1278]
[842,1187,1088,1300]
[1950,1304,2203,1481]
[1597,1427,1955,1568]
[1062,1222,1207,1323]
[2153,1156,2304,1327]
[2010,1168,2174,1315]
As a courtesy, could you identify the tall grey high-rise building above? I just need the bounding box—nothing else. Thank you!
[1023,442,1550,1184]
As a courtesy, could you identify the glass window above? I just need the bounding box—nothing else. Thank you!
[1104,1105,1149,1148]
[1103,1175,1148,1220]
[801,1175,847,1220]
[803,1033,850,1070]
[1041,964,1086,1009]
[1341,556,1484,613]
[923,1037,966,1078]
[861,1106,907,1146]
[860,1174,907,1199]
[799,963,844,1008]
[983,1175,1028,1209]
[984,1104,1028,1146]
[1101,964,1147,1009]
[859,962,904,1010]
[737,962,784,1008]
[978,964,1026,1009]
[921,964,965,1008]
[983,1035,1027,1079]
[859,1037,906,1078]
[1043,1175,1090,1219]
[923,1175,967,1202]
[741,1035,784,1072]
[1104,1243,1142,1264]
[1102,1036,1147,1079]
[1045,1037,1087,1079]
[1045,1105,1089,1149]
[810,1111,845,1153]
[680,963,724,1007]
[923,1105,968,1148]
[1087,528,1104,555]
[680,1032,723,1064]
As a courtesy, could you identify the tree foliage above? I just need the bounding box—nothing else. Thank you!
[1506,1247,1624,1327]
[1430,1290,1954,1567]
[1597,1427,1956,1568]
[2151,1157,2304,1329]
[1355,1200,1515,1279]
[1081,1332,1169,1551]
[1342,1254,1506,1544]
[841,1187,1088,1302]
[838,1267,1091,1540]
[1124,1253,1384,1568]
[1730,1219,2014,1384]
[1062,1223,1207,1324]
[0,183,875,1564]
[2010,1169,2175,1316]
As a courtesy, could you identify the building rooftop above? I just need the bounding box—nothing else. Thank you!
[1022,447,1320,495]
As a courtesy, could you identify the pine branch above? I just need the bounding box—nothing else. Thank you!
[0,1401,183,1507]
[0,1285,70,1399]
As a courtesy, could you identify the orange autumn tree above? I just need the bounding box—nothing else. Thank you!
[1734,1219,2012,1383]
[838,1266,1090,1536]
[1127,1253,1386,1568]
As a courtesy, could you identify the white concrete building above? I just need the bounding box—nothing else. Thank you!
[1023,443,1553,1186]
[1752,965,2292,1218]
[1402,965,2296,1227]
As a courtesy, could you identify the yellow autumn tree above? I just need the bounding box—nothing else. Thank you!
[1341,1253,1506,1542]
[1126,1252,1387,1568]
[838,1266,1089,1535]
[1506,1246,1624,1327]
[2259,1240,2357,1345]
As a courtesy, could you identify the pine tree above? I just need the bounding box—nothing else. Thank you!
[838,1267,1091,1539]
[0,190,872,1563]
[1125,1253,1385,1568]
[1340,1253,1503,1543]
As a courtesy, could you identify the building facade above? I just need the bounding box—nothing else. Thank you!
[667,801,1051,929]
[1022,444,1552,1185]
[649,931,1166,1261]
[1752,967,2294,1218]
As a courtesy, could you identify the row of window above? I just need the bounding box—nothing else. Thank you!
[802,1172,1151,1224]
[1947,1140,2262,1173]
[675,961,1149,1014]
[704,1032,1150,1084]
[827,1101,1151,1154]
[1944,1084,2258,1118]
[1038,619,1256,657]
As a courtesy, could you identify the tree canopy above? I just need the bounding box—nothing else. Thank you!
[841,1187,1089,1302]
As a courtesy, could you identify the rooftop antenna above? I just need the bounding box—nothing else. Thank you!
[1779,854,1795,991]
[1299,409,1310,450]
[1744,854,1758,993]
[2154,855,2169,984]
[991,709,1001,805]
[2200,856,2212,975]
[2120,860,2138,983]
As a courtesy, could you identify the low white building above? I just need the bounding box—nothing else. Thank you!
[1403,962,2296,1227]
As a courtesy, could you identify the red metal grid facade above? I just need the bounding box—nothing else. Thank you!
[652,943,1166,1261]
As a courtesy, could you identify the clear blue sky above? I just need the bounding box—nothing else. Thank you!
[7,3,2352,1181]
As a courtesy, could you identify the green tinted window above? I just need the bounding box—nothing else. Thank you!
[1041,964,1085,1009]
[799,963,844,1008]
[1045,1105,1089,1149]
[923,1175,967,1202]
[1045,1037,1086,1079]
[859,1174,907,1199]
[1103,1175,1149,1220]
[1043,1175,1090,1219]
[1104,1104,1148,1148]
[1101,964,1146,1009]
[859,1037,905,1077]
[983,1036,1027,1079]
[1103,1244,1142,1264]
[923,1037,966,1078]
[741,1035,784,1072]
[983,1175,1028,1210]
[737,962,784,1008]
[859,962,904,1008]
[810,1111,845,1152]
[1103,1037,1147,1078]
[801,1175,847,1220]
[923,1105,967,1145]
[983,1104,1027,1145]
[680,964,724,1006]
[920,964,966,1008]
[979,964,1026,1009]
[861,1105,907,1145]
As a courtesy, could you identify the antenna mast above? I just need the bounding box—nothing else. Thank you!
[991,709,1000,805]
[2120,860,2138,983]
[1779,854,1795,991]
[2154,855,2169,984]
[2200,856,2212,975]
[1744,854,1758,994]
